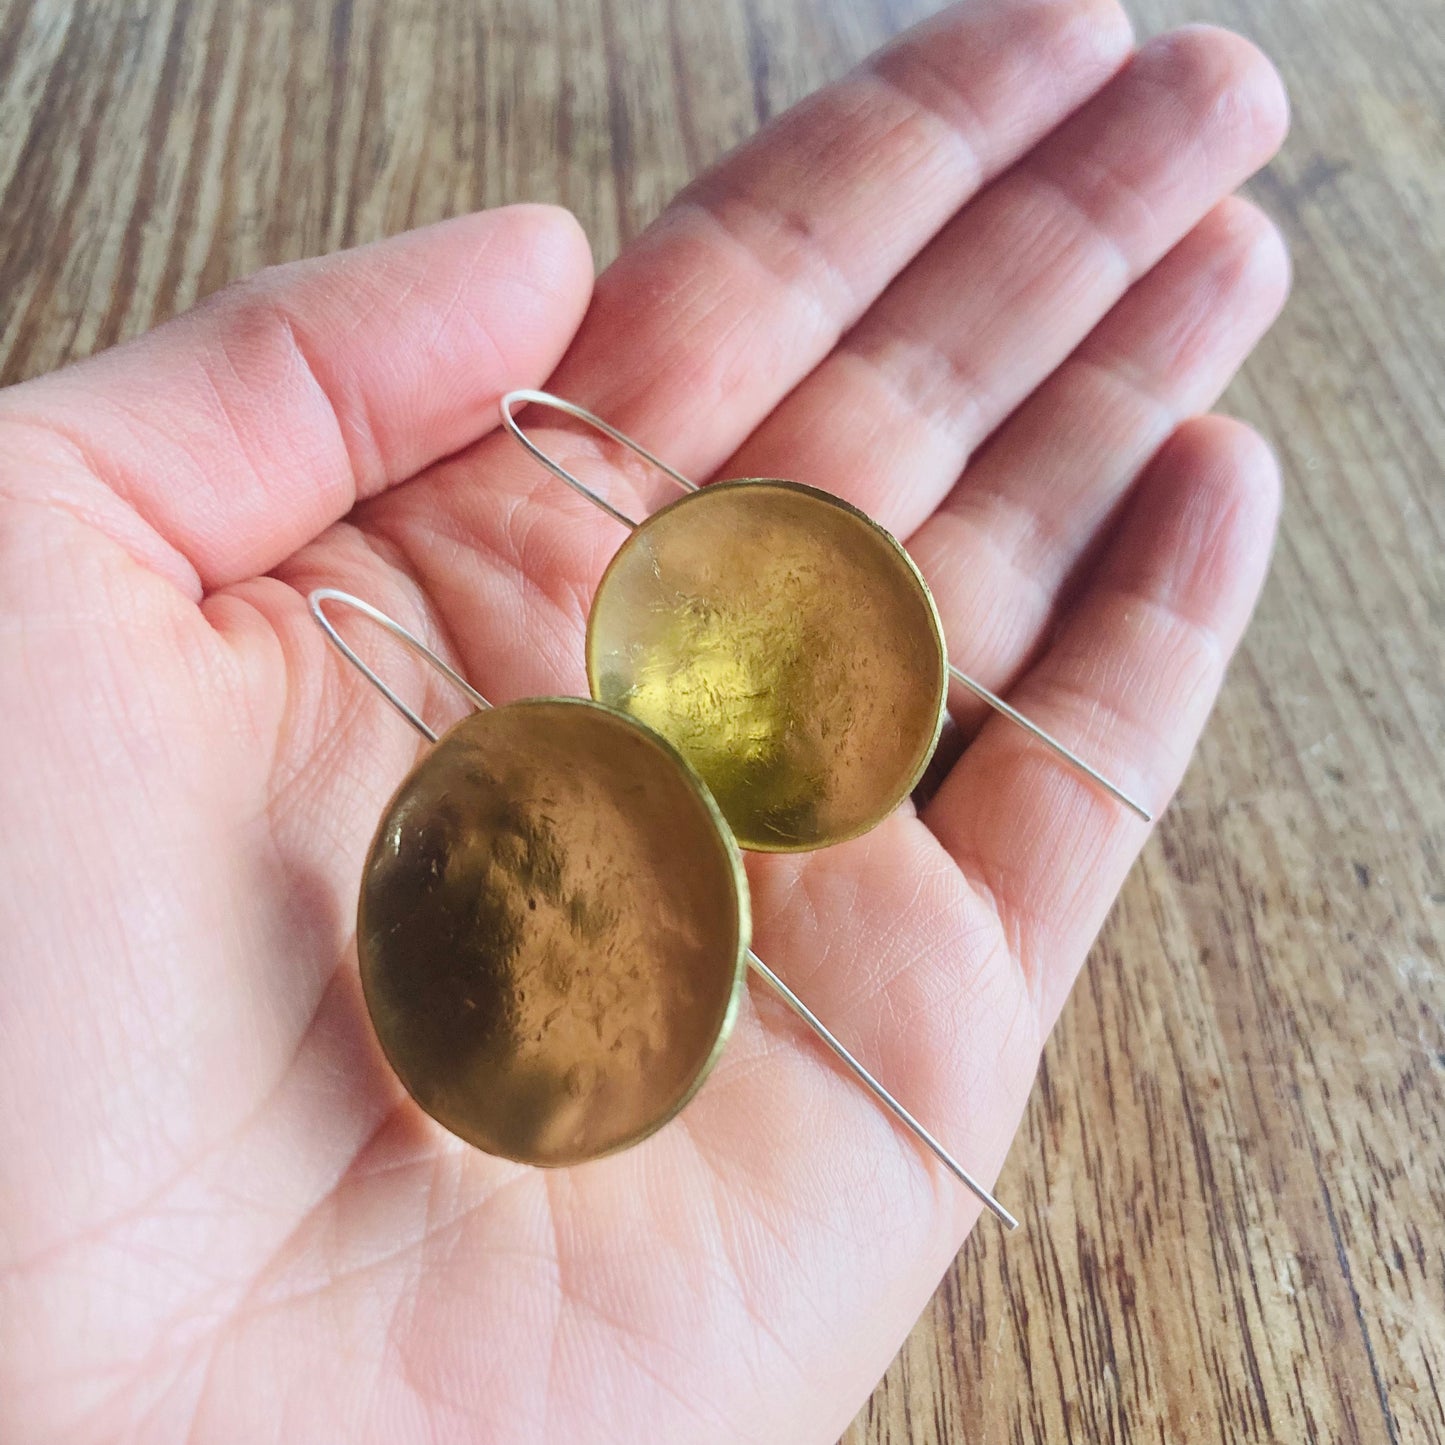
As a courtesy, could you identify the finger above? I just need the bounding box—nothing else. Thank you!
[533,0,1135,483]
[913,196,1289,733]
[0,207,594,593]
[724,26,1288,539]
[924,415,1282,1029]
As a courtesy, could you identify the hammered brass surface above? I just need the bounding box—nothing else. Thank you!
[357,699,750,1165]
[587,480,948,852]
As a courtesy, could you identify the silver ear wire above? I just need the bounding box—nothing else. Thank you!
[745,950,1020,1229]
[308,588,491,742]
[501,387,695,529]
[945,666,1150,821]
[500,389,1152,823]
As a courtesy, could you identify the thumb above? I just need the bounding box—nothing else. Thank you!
[0,205,594,593]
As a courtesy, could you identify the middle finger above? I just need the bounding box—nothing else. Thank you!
[725,26,1289,540]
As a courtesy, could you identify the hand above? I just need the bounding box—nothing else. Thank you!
[0,2,1288,1439]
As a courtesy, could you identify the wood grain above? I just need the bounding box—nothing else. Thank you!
[1,1,1441,1441]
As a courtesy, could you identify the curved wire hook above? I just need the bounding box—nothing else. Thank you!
[499,388,696,530]
[308,588,491,743]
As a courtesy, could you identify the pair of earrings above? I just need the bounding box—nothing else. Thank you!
[312,391,1149,1230]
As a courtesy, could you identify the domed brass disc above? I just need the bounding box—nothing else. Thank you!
[586,479,948,852]
[357,699,750,1166]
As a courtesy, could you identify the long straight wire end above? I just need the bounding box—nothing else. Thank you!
[948,663,1152,824]
[747,949,1020,1231]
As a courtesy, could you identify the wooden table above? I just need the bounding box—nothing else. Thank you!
[2,1,1440,1440]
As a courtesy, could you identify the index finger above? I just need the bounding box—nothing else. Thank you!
[542,0,1134,479]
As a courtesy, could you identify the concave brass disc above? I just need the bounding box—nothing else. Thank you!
[357,699,750,1166]
[586,480,947,852]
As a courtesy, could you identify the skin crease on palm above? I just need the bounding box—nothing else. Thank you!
[0,0,1292,1440]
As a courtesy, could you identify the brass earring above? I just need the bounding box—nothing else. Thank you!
[311,588,1019,1227]
[311,591,749,1167]
[501,388,1150,851]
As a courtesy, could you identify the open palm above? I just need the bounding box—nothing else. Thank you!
[0,2,1289,1440]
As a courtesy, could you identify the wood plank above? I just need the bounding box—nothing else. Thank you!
[0,1,1439,1440]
